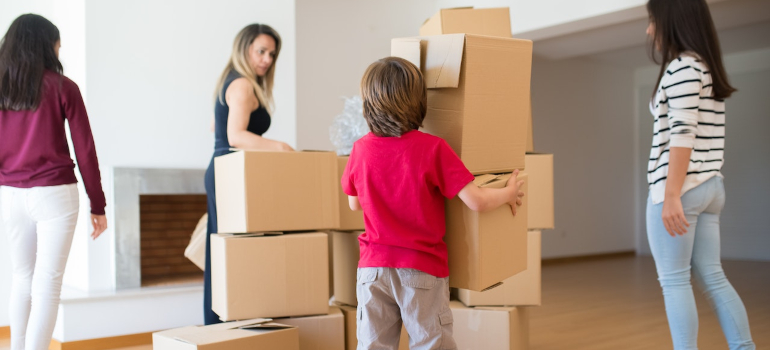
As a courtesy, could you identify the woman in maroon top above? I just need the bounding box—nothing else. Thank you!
[0,14,107,350]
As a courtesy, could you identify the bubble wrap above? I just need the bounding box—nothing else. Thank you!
[329,95,368,156]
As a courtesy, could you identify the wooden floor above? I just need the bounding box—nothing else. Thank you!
[1,255,767,350]
[530,255,769,350]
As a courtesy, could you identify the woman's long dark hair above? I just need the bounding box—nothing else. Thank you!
[647,0,735,100]
[0,14,63,111]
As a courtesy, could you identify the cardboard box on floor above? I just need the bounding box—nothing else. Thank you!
[338,304,409,350]
[184,213,207,270]
[275,307,345,350]
[391,34,532,175]
[420,7,512,38]
[450,301,529,350]
[336,156,365,230]
[153,318,299,350]
[211,232,329,320]
[331,231,363,306]
[214,150,338,233]
[525,153,554,229]
[457,230,541,306]
[446,173,528,291]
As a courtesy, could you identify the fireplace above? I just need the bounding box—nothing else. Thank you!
[139,194,206,287]
[113,167,207,289]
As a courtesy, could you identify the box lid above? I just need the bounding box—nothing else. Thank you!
[473,173,512,188]
[391,34,465,89]
[156,319,297,345]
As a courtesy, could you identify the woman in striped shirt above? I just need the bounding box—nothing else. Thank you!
[645,0,755,349]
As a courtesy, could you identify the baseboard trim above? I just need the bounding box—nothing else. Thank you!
[48,332,153,350]
[542,250,636,266]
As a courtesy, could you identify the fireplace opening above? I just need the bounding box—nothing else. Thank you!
[140,194,206,287]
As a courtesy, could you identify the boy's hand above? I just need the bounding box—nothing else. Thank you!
[505,169,525,216]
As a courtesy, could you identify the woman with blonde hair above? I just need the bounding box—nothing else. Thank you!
[203,23,291,324]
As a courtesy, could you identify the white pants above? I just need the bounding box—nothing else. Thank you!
[0,184,79,350]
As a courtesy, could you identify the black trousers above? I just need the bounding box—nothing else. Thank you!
[203,150,228,325]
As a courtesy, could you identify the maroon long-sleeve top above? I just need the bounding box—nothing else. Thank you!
[0,70,106,215]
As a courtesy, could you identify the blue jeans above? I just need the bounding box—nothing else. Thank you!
[647,176,754,350]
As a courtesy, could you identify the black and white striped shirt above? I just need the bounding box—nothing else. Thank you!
[648,54,725,204]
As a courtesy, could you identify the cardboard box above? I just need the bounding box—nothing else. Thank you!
[214,150,338,233]
[526,101,534,153]
[391,34,532,175]
[457,230,541,306]
[338,304,409,350]
[450,301,529,350]
[184,213,207,270]
[211,232,329,320]
[331,231,362,306]
[327,233,335,298]
[525,153,554,229]
[153,318,299,350]
[420,7,512,38]
[336,156,365,230]
[275,307,345,350]
[419,7,535,155]
[445,173,528,291]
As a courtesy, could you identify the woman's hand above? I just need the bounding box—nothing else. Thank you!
[277,141,295,152]
[91,214,108,240]
[662,147,692,237]
[661,196,689,236]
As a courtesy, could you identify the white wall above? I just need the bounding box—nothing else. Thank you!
[84,0,297,169]
[79,0,296,292]
[532,56,638,258]
[634,48,770,261]
[295,0,438,151]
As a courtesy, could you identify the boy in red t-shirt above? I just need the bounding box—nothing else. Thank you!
[342,57,525,350]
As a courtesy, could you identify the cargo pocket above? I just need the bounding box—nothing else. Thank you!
[439,308,457,349]
[397,268,437,289]
[356,268,378,307]
[356,269,378,348]
[357,268,378,285]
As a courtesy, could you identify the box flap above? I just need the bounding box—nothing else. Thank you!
[472,174,499,187]
[391,38,422,70]
[166,318,275,345]
[239,322,295,331]
[419,10,443,36]
[473,173,512,188]
[392,34,465,89]
[422,34,465,89]
[217,231,283,237]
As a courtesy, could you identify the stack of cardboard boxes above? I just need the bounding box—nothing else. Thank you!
[156,150,346,349]
[158,6,554,350]
[398,7,554,350]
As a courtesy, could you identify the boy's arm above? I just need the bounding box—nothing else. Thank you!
[457,170,525,215]
[348,196,362,211]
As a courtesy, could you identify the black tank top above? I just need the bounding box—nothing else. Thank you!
[213,71,271,152]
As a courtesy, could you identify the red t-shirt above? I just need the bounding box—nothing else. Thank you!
[342,130,474,277]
